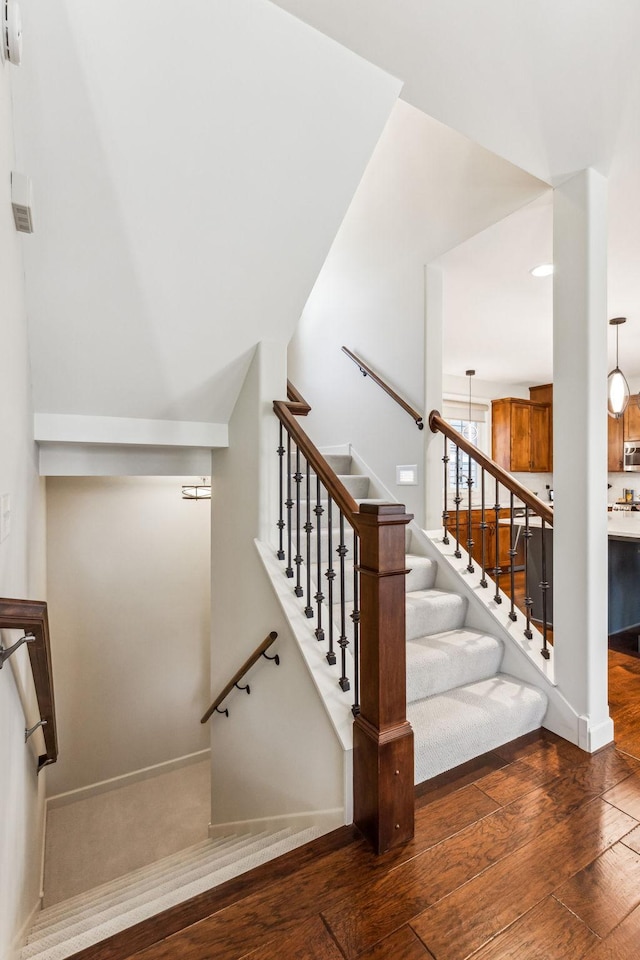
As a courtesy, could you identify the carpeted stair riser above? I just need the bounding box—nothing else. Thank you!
[406,629,503,703]
[301,550,436,605]
[34,834,247,924]
[25,828,322,960]
[32,833,260,934]
[25,831,296,956]
[409,674,547,783]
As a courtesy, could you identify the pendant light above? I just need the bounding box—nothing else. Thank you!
[181,477,211,500]
[607,318,630,419]
[462,369,477,443]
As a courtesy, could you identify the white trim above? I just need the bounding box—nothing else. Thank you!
[208,808,344,838]
[9,898,42,960]
[34,414,228,449]
[579,714,615,753]
[46,749,211,809]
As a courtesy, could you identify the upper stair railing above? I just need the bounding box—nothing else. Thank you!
[342,346,424,429]
[273,385,414,854]
[429,410,554,659]
[0,598,58,771]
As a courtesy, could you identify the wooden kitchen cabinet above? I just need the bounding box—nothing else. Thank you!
[608,414,624,471]
[451,507,523,573]
[492,398,552,472]
[624,395,640,442]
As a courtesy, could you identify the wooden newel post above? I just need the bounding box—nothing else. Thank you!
[353,502,414,853]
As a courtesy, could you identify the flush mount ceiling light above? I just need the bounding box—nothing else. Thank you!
[181,477,211,500]
[607,317,630,419]
[2,0,23,66]
[530,263,554,278]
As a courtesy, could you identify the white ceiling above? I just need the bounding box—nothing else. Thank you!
[272,0,640,387]
[11,0,640,415]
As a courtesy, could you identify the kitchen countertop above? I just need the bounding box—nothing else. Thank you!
[502,511,640,540]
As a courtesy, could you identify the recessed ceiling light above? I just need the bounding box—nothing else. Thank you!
[530,263,554,278]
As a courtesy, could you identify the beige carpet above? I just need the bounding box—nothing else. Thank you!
[43,758,210,906]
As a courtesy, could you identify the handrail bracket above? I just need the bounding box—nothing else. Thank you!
[0,632,35,669]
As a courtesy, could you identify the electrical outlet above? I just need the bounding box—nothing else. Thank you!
[0,494,11,542]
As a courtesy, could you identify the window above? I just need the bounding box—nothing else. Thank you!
[442,398,489,494]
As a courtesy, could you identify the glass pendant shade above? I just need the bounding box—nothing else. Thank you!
[607,366,630,418]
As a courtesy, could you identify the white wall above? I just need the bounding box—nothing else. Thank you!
[210,343,345,826]
[0,61,48,960]
[45,477,211,796]
[288,101,545,527]
[13,0,402,428]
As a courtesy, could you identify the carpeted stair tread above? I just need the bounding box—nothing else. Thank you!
[406,628,503,703]
[409,674,548,784]
[26,831,292,954]
[405,588,467,641]
[32,833,258,931]
[25,827,322,960]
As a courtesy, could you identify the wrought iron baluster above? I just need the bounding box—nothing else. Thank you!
[304,461,313,617]
[314,475,325,642]
[540,518,550,659]
[294,447,303,597]
[337,512,350,692]
[523,505,533,639]
[285,432,293,578]
[325,497,336,665]
[442,435,450,545]
[493,478,502,603]
[276,423,285,560]
[508,492,517,621]
[466,451,474,573]
[454,445,462,558]
[479,468,488,588]
[351,530,360,715]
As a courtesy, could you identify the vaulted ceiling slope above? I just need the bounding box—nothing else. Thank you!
[11,0,401,425]
[271,0,640,185]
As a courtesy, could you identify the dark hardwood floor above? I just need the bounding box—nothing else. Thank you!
[78,647,640,960]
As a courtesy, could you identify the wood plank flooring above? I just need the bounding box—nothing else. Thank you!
[77,650,640,960]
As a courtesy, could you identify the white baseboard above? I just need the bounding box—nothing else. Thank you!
[208,807,345,839]
[579,714,615,753]
[9,897,42,960]
[46,749,211,810]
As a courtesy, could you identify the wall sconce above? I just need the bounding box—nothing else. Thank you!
[607,317,630,419]
[181,477,211,500]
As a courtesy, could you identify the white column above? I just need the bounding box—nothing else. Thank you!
[553,169,613,751]
[424,264,444,531]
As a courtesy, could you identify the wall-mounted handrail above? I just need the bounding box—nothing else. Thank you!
[0,598,58,771]
[200,631,279,723]
[429,409,553,658]
[342,346,424,430]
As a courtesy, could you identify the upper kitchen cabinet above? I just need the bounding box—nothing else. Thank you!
[624,395,640,442]
[608,415,624,471]
[492,397,552,472]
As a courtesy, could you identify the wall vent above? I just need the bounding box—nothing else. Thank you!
[11,171,33,233]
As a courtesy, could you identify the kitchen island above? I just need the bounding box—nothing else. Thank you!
[505,511,640,634]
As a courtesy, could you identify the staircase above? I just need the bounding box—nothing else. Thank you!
[23,826,321,960]
[305,452,548,784]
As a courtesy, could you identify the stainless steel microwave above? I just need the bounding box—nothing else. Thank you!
[624,441,640,471]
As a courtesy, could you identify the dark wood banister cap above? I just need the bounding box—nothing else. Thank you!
[428,409,554,526]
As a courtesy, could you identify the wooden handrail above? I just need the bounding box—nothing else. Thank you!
[286,380,311,416]
[274,398,359,524]
[0,598,58,771]
[342,346,424,430]
[201,631,279,723]
[429,410,554,526]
